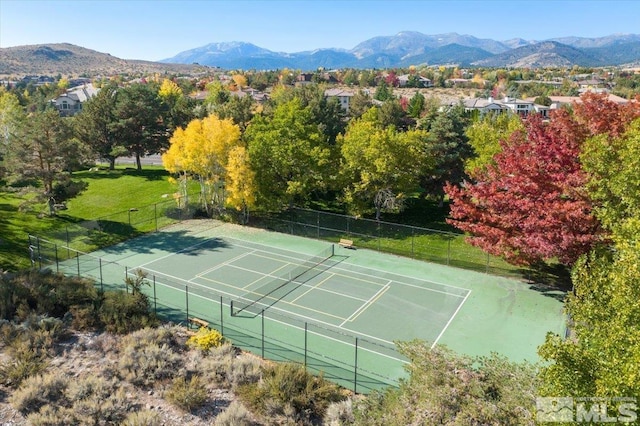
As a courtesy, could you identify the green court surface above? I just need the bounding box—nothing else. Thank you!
[49,220,566,393]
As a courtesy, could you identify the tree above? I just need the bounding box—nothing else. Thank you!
[216,94,255,132]
[374,80,393,102]
[0,88,25,161]
[465,112,523,176]
[420,105,472,205]
[445,112,600,266]
[163,114,242,216]
[245,99,333,209]
[377,99,414,131]
[225,146,256,223]
[407,91,425,118]
[538,224,640,403]
[158,78,194,131]
[113,83,168,170]
[339,109,429,219]
[348,89,373,119]
[538,121,640,403]
[581,119,640,232]
[75,83,125,170]
[354,341,538,425]
[5,108,82,207]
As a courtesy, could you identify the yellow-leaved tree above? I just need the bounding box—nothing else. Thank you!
[225,146,256,223]
[162,114,242,216]
[158,78,183,101]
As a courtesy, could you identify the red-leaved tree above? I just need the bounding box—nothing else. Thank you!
[445,112,600,266]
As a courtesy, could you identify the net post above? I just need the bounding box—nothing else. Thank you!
[153,276,157,314]
[185,285,189,325]
[261,309,265,359]
[354,337,359,394]
[220,296,224,335]
[230,300,234,316]
[304,322,308,367]
[331,243,335,257]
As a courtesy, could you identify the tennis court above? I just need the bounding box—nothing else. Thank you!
[34,219,566,393]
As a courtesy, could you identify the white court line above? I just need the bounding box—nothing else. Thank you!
[241,263,291,290]
[196,250,256,278]
[225,237,469,297]
[140,265,397,346]
[340,282,390,327]
[186,289,407,364]
[136,238,217,268]
[290,273,335,303]
[430,290,472,349]
[223,262,368,302]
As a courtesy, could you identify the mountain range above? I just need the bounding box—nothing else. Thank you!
[161,31,640,70]
[2,32,640,77]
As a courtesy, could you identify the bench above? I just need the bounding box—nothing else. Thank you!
[188,317,209,329]
[339,238,355,249]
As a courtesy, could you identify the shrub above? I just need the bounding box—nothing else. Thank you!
[118,340,183,387]
[323,399,354,425]
[99,291,157,334]
[214,400,253,426]
[26,405,76,426]
[121,410,163,426]
[165,375,208,412]
[66,376,130,424]
[238,363,344,424]
[198,345,260,388]
[0,348,48,388]
[186,327,224,352]
[9,372,68,415]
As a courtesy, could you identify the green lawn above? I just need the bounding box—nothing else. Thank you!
[1,166,181,271]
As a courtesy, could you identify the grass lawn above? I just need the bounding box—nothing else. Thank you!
[0,166,180,271]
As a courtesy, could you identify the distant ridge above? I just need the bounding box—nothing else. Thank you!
[2,32,640,75]
[160,32,640,70]
[0,43,208,76]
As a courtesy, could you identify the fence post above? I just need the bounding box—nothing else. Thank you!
[377,224,381,252]
[153,276,157,314]
[354,337,359,394]
[486,252,490,273]
[411,226,415,257]
[220,296,224,335]
[317,211,320,239]
[125,267,128,293]
[154,203,158,232]
[261,309,265,359]
[346,216,350,237]
[76,251,80,277]
[185,285,189,325]
[36,237,42,270]
[447,238,451,266]
[66,227,70,258]
[99,258,103,292]
[54,244,59,273]
[304,322,308,367]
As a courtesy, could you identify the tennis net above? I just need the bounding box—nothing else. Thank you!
[231,244,335,317]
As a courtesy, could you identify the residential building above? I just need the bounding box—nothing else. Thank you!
[51,83,99,116]
[324,88,354,112]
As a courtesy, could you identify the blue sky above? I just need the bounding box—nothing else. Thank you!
[1,0,639,61]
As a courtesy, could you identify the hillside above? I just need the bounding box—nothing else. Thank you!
[0,43,208,77]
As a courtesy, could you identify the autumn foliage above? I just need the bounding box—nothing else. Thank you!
[446,92,640,266]
[445,112,599,266]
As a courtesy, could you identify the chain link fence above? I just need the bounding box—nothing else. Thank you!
[28,235,405,394]
[242,207,523,278]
